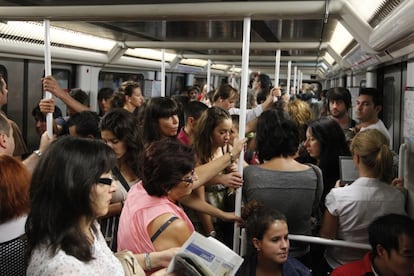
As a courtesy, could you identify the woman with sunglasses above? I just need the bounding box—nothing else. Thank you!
[26,136,124,275]
[26,136,177,275]
[118,138,196,274]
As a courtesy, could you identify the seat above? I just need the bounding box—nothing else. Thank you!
[0,234,28,276]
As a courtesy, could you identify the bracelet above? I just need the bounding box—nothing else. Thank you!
[33,149,42,157]
[229,151,235,164]
[209,230,217,237]
[144,252,152,270]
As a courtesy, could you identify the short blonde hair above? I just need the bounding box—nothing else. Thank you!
[287,99,313,127]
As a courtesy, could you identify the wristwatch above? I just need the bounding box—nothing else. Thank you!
[33,149,42,157]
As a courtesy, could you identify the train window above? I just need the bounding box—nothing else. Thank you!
[278,79,322,97]
[98,72,144,92]
[52,69,71,91]
[193,77,206,87]
[172,75,185,95]
[360,80,366,88]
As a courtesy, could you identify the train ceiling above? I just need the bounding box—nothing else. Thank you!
[0,0,410,79]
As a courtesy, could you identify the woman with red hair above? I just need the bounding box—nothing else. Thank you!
[0,155,31,276]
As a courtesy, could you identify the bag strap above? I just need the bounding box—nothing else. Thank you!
[112,167,130,192]
[150,216,179,242]
[307,163,324,213]
[114,250,145,276]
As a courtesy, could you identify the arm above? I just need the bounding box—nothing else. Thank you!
[179,193,242,222]
[192,137,246,190]
[243,87,281,122]
[208,172,243,189]
[133,247,179,272]
[319,209,338,239]
[42,76,90,113]
[38,98,61,134]
[100,202,122,219]
[148,213,192,252]
[23,131,54,173]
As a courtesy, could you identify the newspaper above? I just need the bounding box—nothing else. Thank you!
[167,231,244,276]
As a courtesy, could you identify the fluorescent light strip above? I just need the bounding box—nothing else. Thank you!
[125,48,176,62]
[0,21,116,52]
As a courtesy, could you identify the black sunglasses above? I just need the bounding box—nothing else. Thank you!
[99,178,113,186]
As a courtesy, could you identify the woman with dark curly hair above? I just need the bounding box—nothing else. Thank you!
[118,139,196,273]
[99,108,144,251]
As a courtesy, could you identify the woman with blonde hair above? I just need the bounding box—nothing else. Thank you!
[320,129,406,272]
[287,99,313,143]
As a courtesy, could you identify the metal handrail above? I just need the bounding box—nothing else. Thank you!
[289,234,371,250]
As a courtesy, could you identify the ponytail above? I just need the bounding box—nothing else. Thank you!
[351,129,393,182]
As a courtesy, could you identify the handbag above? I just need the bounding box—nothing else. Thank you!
[114,250,145,276]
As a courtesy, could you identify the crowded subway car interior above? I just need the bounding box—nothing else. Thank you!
[0,0,414,274]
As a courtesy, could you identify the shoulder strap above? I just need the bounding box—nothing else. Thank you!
[150,216,179,242]
[112,167,130,192]
[307,163,324,211]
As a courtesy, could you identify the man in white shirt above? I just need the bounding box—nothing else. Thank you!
[355,87,391,146]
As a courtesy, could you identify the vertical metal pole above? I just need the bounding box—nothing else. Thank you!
[300,71,303,92]
[233,17,250,253]
[161,49,166,97]
[43,20,53,138]
[231,65,236,88]
[274,49,281,88]
[207,59,211,93]
[286,61,292,96]
[293,65,297,95]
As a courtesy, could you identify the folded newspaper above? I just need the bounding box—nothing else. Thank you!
[167,231,244,276]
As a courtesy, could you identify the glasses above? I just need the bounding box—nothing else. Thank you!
[181,170,196,184]
[98,178,114,186]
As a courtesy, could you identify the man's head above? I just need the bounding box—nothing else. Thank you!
[67,111,100,139]
[369,214,414,275]
[183,101,208,133]
[0,113,14,156]
[68,88,90,117]
[97,87,114,115]
[252,72,270,90]
[31,105,63,136]
[327,87,352,119]
[187,86,199,101]
[356,87,382,123]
